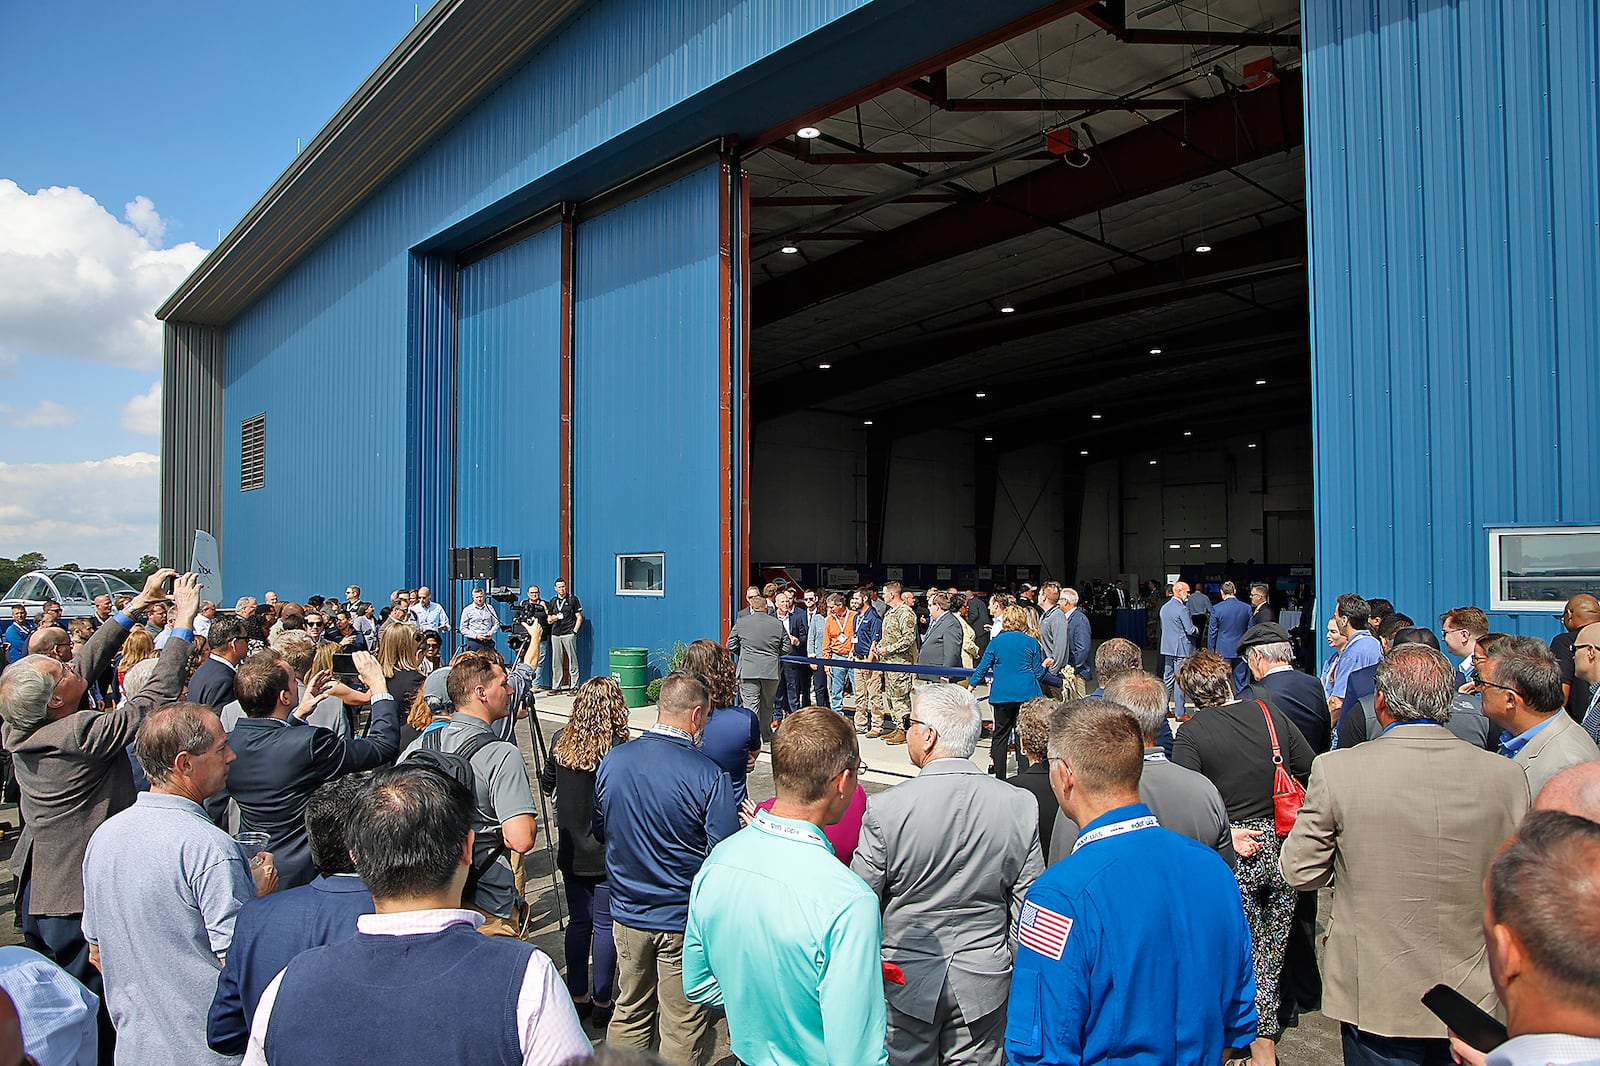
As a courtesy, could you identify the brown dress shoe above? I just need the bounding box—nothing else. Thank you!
[865,727,886,738]
[880,728,908,745]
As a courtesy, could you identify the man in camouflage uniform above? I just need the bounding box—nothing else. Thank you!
[877,582,918,745]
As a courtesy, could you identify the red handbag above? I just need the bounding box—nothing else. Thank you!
[1258,699,1306,836]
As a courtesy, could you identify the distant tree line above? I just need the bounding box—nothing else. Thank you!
[0,552,161,595]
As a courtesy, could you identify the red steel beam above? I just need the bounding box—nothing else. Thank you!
[749,0,1101,151]
[753,70,1301,329]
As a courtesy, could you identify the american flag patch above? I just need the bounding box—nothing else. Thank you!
[1017,900,1073,960]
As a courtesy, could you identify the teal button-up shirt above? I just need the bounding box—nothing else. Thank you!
[683,811,889,1066]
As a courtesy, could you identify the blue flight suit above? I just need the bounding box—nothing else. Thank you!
[1006,803,1257,1066]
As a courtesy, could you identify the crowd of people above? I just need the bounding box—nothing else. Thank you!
[1,565,1599,1066]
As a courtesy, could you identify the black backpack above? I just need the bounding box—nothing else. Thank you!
[402,729,506,900]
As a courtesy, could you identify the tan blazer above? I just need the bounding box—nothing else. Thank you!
[1515,711,1600,799]
[1280,723,1529,1038]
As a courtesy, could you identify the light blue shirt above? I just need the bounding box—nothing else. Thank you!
[683,811,888,1066]
[0,945,98,1066]
[459,602,498,640]
[1328,630,1383,699]
[1499,714,1557,758]
[410,601,449,631]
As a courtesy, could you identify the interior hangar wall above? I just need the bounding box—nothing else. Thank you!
[1305,0,1600,637]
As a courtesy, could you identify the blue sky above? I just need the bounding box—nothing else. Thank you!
[1,1,417,565]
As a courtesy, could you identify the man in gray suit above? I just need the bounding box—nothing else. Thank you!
[1479,635,1600,797]
[917,590,964,681]
[1159,582,1197,718]
[1281,644,1529,1066]
[851,685,1043,1066]
[1047,676,1235,867]
[726,586,788,741]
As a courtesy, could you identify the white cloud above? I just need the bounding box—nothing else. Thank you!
[0,180,207,371]
[0,452,158,568]
[0,400,79,430]
[124,195,165,244]
[120,379,162,436]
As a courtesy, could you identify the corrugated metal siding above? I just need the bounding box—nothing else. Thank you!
[1306,0,1600,638]
[573,165,724,668]
[215,0,878,603]
[407,253,457,604]
[159,322,224,568]
[454,226,564,657]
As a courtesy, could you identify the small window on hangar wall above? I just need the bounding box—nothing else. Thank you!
[1488,526,1600,612]
[241,414,266,491]
[616,554,664,596]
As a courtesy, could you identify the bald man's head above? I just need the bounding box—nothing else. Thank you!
[1536,761,1600,822]
[1564,594,1600,632]
[1574,622,1600,688]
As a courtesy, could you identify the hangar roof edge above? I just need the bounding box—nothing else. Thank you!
[157,0,591,326]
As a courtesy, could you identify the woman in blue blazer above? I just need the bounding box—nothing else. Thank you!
[968,604,1047,780]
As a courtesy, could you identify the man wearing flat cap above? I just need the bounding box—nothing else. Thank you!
[1240,623,1332,755]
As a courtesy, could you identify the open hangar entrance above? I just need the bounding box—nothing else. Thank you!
[742,0,1312,608]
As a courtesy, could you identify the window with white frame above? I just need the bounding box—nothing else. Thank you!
[1487,526,1600,612]
[616,553,664,596]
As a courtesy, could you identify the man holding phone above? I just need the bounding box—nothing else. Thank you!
[1442,810,1600,1066]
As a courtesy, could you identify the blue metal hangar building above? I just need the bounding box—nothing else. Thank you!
[158,0,1600,668]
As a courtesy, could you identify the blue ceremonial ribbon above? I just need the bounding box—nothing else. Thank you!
[779,655,974,679]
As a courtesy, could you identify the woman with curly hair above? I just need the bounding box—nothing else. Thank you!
[1172,648,1316,1066]
[539,675,631,1025]
[682,639,761,805]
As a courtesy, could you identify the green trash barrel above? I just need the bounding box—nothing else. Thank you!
[610,648,649,708]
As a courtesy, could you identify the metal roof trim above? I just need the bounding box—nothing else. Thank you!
[157,0,591,325]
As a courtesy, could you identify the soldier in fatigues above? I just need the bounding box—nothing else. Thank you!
[878,582,918,745]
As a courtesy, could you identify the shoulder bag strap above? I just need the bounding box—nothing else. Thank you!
[1257,699,1284,765]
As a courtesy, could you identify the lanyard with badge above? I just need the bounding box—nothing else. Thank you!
[752,812,831,852]
[1071,815,1160,854]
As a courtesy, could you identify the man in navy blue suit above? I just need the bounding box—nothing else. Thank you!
[187,615,250,712]
[226,650,399,890]
[1207,582,1255,691]
[207,775,374,1055]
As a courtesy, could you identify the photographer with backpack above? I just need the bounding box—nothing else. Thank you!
[398,652,538,938]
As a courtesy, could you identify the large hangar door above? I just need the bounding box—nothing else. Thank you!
[573,161,738,664]
[456,224,564,654]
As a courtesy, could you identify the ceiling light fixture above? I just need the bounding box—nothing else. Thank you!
[1091,413,1102,420]
[1183,431,1193,437]
[1149,459,1158,465]
[1247,442,1258,449]
[797,126,821,139]
[1169,543,1180,549]
[1255,378,1267,385]
[1149,347,1163,355]
[1189,543,1201,549]
[984,436,994,442]
[1210,543,1222,548]
[862,420,874,426]
[1079,449,1089,456]
[975,391,987,398]
[999,304,1015,313]
[1194,242,1213,254]
[780,245,799,255]
[818,363,831,369]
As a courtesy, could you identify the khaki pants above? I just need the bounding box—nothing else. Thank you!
[854,665,887,731]
[609,921,717,1066]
